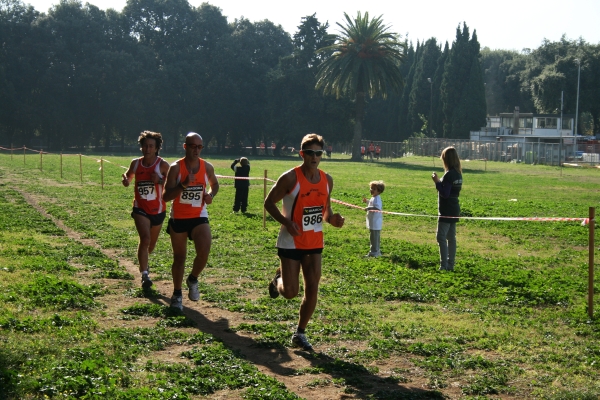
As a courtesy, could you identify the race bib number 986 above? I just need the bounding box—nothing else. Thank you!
[302,206,323,232]
[180,184,204,207]
[137,181,156,200]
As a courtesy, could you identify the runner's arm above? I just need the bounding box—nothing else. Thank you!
[162,161,184,202]
[121,159,136,187]
[203,162,219,205]
[324,174,344,228]
[264,170,300,235]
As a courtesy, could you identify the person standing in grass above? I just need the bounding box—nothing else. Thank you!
[362,180,385,257]
[162,132,219,311]
[431,146,462,271]
[230,157,250,213]
[264,133,345,351]
[122,131,170,289]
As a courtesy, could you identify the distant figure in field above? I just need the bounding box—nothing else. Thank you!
[162,132,219,311]
[326,145,332,158]
[360,145,366,159]
[375,144,381,160]
[122,131,170,289]
[230,157,250,213]
[368,142,375,161]
[362,180,385,257]
[431,147,462,271]
[264,133,345,352]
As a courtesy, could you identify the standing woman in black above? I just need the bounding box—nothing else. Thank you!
[431,147,462,271]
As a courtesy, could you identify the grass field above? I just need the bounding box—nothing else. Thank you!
[0,150,599,399]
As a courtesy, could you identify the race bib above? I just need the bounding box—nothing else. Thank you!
[179,184,204,207]
[302,206,323,232]
[137,181,156,200]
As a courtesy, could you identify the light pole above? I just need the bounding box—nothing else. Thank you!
[427,78,433,137]
[574,58,581,158]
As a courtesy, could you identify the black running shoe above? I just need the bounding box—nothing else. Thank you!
[291,332,313,351]
[268,267,281,299]
[141,274,153,289]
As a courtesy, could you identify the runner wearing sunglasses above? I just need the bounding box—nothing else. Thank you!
[264,133,345,351]
[162,132,219,311]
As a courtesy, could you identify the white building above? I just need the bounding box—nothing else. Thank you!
[470,107,574,145]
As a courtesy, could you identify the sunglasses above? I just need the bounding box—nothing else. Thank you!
[186,143,204,150]
[302,149,324,157]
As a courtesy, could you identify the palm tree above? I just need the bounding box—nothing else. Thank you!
[316,12,406,161]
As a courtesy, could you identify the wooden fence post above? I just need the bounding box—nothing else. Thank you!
[589,207,596,319]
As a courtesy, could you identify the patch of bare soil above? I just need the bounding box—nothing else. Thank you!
[17,188,469,399]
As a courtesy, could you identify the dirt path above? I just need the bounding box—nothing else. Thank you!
[16,188,456,400]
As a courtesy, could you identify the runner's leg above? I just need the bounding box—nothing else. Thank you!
[133,213,152,273]
[298,253,322,330]
[190,223,211,278]
[169,229,188,290]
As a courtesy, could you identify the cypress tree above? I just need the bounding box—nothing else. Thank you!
[408,38,441,136]
[398,41,420,140]
[440,23,486,138]
[432,42,449,136]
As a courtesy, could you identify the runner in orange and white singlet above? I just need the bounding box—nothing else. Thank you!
[162,132,219,311]
[170,156,209,219]
[264,133,345,351]
[275,166,329,250]
[122,131,170,289]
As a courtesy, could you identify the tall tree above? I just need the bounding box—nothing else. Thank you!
[440,23,486,138]
[315,12,406,160]
[407,38,441,136]
[431,41,448,136]
[264,14,352,150]
[397,41,418,140]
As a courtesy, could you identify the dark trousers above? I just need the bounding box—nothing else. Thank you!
[233,186,249,212]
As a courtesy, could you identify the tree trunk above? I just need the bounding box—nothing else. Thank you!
[352,92,365,161]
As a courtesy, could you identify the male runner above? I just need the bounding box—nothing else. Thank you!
[122,131,169,288]
[162,132,219,310]
[264,133,345,351]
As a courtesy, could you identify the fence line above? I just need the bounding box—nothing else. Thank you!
[403,138,600,166]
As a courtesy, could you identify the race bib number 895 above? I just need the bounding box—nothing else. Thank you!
[302,206,323,232]
[180,184,204,207]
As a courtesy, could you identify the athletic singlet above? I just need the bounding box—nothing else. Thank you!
[276,167,330,250]
[170,157,209,219]
[132,156,166,215]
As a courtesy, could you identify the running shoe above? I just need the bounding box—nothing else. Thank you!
[170,295,183,311]
[141,274,153,289]
[268,267,281,299]
[186,276,200,301]
[291,332,313,351]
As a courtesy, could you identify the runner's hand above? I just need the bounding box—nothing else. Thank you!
[329,213,345,228]
[284,220,301,236]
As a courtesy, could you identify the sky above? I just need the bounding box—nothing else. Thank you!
[23,0,600,51]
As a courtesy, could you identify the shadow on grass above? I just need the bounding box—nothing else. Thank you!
[148,293,444,399]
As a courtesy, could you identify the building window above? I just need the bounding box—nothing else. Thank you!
[519,118,533,129]
[562,119,572,129]
[536,118,557,129]
[501,117,513,127]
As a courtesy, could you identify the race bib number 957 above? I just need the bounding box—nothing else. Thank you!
[180,184,204,207]
[302,206,323,232]
[137,181,156,200]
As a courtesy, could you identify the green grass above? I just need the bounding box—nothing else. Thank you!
[0,151,599,399]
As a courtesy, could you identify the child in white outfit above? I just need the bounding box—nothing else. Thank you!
[362,180,385,257]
